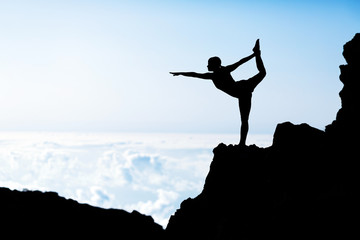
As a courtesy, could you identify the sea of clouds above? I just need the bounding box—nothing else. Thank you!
[0,132,272,227]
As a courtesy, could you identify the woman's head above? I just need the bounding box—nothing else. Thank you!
[207,56,221,71]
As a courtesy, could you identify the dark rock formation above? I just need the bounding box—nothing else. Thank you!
[326,33,360,145]
[0,187,164,239]
[166,125,356,240]
[166,34,359,239]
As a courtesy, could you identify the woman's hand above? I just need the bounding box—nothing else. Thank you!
[170,72,181,76]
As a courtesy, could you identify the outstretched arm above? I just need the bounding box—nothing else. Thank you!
[170,72,212,80]
[225,53,255,72]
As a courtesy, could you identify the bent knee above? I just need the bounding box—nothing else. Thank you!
[258,70,266,79]
[254,71,266,86]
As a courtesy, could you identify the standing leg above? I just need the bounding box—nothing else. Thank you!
[239,96,252,147]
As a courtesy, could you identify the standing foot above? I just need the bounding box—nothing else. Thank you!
[238,141,246,148]
[237,143,248,151]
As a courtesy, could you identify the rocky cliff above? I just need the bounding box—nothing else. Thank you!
[0,187,164,239]
[326,33,360,146]
[165,34,359,239]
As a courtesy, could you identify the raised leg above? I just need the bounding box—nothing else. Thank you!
[255,51,266,77]
[248,40,266,91]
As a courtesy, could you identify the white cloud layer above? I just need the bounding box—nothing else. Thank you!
[0,132,271,227]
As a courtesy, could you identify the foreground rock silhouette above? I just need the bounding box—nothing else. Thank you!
[0,187,164,239]
[1,34,358,239]
[165,34,359,239]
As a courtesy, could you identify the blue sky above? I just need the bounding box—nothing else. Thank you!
[0,0,359,228]
[0,0,359,134]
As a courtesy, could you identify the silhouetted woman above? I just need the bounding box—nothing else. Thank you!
[170,39,266,147]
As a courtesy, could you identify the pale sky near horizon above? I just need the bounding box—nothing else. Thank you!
[0,0,359,134]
